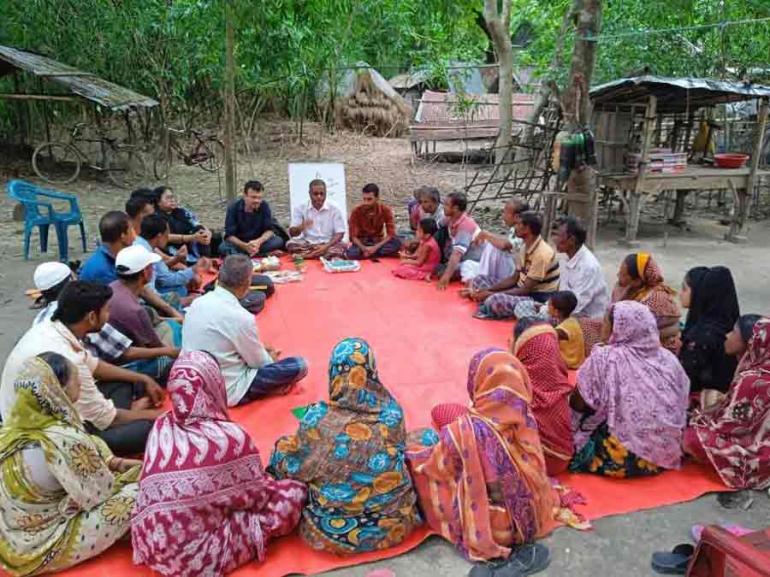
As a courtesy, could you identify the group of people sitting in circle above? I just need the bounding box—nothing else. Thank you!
[0,178,767,577]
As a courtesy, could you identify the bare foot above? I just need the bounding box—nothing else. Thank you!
[131,397,152,411]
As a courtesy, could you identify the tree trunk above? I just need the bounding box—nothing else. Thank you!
[564,0,602,245]
[562,0,601,129]
[223,0,238,201]
[483,0,514,163]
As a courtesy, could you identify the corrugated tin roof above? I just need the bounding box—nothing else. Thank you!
[388,69,432,90]
[0,46,158,111]
[414,90,534,124]
[590,75,770,112]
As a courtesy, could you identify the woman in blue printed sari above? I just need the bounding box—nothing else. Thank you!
[268,337,421,555]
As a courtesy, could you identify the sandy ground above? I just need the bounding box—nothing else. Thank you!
[1,123,769,576]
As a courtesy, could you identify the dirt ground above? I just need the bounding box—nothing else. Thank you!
[1,123,769,576]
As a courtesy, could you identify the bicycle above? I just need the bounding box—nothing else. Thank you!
[31,123,147,188]
[153,127,225,180]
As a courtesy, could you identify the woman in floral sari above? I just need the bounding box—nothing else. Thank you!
[570,301,689,478]
[132,351,306,576]
[612,252,681,353]
[268,338,421,555]
[0,354,140,576]
[684,317,770,489]
[406,348,560,562]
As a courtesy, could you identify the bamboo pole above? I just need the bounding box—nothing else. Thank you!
[223,0,237,201]
[625,94,657,245]
[727,97,768,241]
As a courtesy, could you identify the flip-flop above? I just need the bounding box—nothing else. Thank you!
[503,543,550,576]
[651,543,694,575]
[717,491,754,510]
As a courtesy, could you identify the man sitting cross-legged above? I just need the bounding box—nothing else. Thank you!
[461,198,528,291]
[286,179,347,259]
[182,254,308,406]
[345,183,401,259]
[1,281,165,455]
[470,211,560,319]
[220,180,285,257]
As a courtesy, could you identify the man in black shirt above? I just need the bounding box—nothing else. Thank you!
[220,180,285,257]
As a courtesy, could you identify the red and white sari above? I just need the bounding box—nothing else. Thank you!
[131,351,306,577]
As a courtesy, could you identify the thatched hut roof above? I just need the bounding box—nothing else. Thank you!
[319,63,412,137]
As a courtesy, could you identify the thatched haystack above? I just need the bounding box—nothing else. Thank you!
[321,64,412,137]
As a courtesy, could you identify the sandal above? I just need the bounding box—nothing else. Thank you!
[651,543,694,575]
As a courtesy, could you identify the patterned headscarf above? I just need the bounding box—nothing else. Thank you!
[575,301,689,469]
[0,357,116,509]
[0,357,124,576]
[269,338,420,554]
[407,349,557,561]
[133,351,276,574]
[513,324,575,464]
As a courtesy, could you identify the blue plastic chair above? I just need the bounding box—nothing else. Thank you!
[6,179,87,262]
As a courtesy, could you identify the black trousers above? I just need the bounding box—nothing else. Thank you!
[86,382,153,457]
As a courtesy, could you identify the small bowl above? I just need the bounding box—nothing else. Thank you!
[714,153,749,169]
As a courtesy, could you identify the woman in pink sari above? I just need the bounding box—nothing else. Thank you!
[132,351,306,577]
[570,301,689,477]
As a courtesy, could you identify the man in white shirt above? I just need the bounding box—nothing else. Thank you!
[1,281,165,455]
[463,198,529,293]
[182,254,308,406]
[554,215,610,318]
[286,179,347,259]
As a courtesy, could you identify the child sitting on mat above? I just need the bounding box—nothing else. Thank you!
[549,290,586,369]
[393,218,441,281]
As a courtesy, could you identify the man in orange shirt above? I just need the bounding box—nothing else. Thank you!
[345,183,402,259]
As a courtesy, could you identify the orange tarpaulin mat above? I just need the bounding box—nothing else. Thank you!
[43,259,726,577]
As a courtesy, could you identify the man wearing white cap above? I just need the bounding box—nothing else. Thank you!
[30,261,179,377]
[108,246,182,359]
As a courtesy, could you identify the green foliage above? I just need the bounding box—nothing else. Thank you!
[513,0,770,84]
[1,0,769,130]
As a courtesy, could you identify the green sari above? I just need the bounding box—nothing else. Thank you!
[0,357,140,576]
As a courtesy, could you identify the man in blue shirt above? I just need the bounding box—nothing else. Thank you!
[220,180,284,257]
[135,213,199,298]
[80,211,183,322]
[80,211,135,285]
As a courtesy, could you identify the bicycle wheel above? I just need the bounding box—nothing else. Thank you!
[199,138,225,172]
[32,142,81,184]
[106,146,147,188]
[153,145,172,180]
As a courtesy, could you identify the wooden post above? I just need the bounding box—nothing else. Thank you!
[625,95,657,245]
[12,73,26,146]
[223,0,237,201]
[726,98,768,242]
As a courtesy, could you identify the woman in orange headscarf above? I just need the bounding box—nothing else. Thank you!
[406,348,559,562]
[613,252,681,353]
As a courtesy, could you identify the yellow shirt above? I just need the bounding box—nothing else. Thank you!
[556,317,586,369]
[518,236,560,293]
